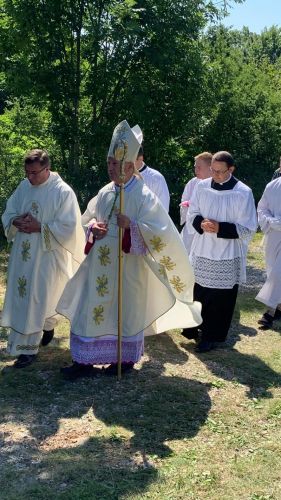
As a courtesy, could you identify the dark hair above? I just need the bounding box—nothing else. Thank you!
[137,145,144,158]
[212,151,234,167]
[24,149,50,168]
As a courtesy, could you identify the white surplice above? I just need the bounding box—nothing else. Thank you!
[256,178,281,308]
[138,164,170,211]
[187,177,257,289]
[180,177,200,254]
[1,172,85,353]
[57,176,201,346]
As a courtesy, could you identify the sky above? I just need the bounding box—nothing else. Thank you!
[222,0,281,33]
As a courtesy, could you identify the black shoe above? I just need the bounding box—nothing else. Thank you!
[60,362,97,381]
[181,328,199,341]
[274,309,281,321]
[41,329,55,346]
[195,341,216,353]
[258,312,274,329]
[14,354,37,368]
[104,362,134,376]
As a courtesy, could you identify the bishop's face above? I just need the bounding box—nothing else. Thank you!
[107,157,134,185]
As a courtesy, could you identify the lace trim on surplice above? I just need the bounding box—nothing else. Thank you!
[192,255,242,289]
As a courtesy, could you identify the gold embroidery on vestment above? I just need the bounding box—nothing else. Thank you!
[96,275,109,297]
[93,305,104,325]
[170,275,185,293]
[98,245,111,266]
[149,235,166,253]
[158,265,167,279]
[18,276,27,297]
[43,224,51,251]
[160,255,176,271]
[21,240,31,262]
[16,344,40,351]
[30,202,39,217]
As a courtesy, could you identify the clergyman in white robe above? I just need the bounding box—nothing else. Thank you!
[256,178,281,326]
[184,151,257,351]
[57,120,201,379]
[180,177,200,254]
[180,152,212,254]
[58,176,202,363]
[1,170,85,359]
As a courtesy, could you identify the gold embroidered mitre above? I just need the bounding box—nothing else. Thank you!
[107,120,142,163]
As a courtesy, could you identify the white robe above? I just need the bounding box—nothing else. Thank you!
[187,177,257,289]
[57,177,202,339]
[256,178,281,308]
[180,177,200,254]
[139,164,170,211]
[1,172,85,338]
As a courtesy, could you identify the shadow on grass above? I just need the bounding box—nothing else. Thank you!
[181,334,281,400]
[197,348,281,399]
[0,334,212,498]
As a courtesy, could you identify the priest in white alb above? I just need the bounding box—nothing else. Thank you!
[256,177,281,329]
[1,149,85,368]
[57,120,202,380]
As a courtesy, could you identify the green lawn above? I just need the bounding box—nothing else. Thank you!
[0,233,281,500]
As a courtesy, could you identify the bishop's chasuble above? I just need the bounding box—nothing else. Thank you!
[57,176,202,364]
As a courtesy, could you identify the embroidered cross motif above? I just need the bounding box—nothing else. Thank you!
[93,305,104,325]
[170,275,185,293]
[21,240,31,262]
[98,245,111,266]
[149,235,166,253]
[96,275,109,297]
[18,276,27,297]
[160,256,176,271]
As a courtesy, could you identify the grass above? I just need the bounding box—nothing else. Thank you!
[1,233,281,499]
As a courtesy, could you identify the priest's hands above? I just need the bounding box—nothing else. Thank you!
[116,213,131,229]
[201,218,219,233]
[91,222,108,240]
[13,213,41,233]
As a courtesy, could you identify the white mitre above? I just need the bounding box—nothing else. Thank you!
[108,120,142,163]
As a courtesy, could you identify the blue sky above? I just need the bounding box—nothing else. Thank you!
[222,0,281,33]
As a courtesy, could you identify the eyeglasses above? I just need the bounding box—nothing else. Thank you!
[210,167,229,175]
[25,166,48,177]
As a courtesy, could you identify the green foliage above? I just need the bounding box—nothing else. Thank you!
[200,25,281,201]
[0,0,244,220]
[1,1,280,221]
[0,100,58,237]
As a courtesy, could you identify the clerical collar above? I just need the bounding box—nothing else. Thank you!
[211,175,238,191]
[139,163,147,173]
[219,173,232,185]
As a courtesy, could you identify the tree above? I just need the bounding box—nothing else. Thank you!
[0,0,243,218]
